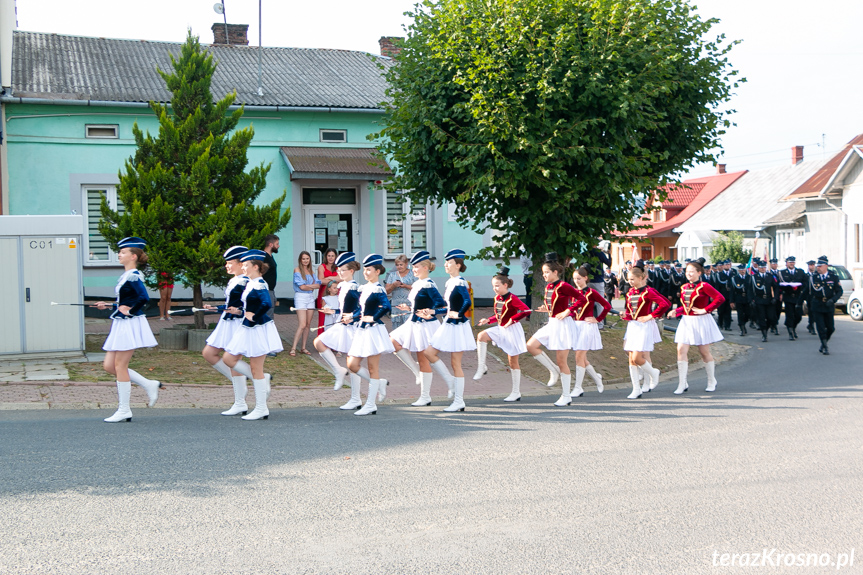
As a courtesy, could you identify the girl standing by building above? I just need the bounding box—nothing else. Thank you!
[667,257,725,394]
[473,266,531,402]
[570,264,612,398]
[525,252,587,407]
[291,250,320,356]
[620,261,671,399]
[95,237,161,423]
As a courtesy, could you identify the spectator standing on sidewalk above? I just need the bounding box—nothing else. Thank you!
[262,234,279,319]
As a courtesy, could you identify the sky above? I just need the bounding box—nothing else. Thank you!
[13,0,863,178]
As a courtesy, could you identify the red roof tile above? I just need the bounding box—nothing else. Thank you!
[783,133,863,200]
[658,182,706,207]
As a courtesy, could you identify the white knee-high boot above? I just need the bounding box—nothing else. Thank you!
[241,378,269,420]
[473,341,488,380]
[585,363,604,393]
[570,366,586,397]
[340,373,363,410]
[395,348,421,385]
[554,373,572,406]
[533,352,561,387]
[229,361,270,398]
[412,372,433,406]
[430,360,455,399]
[504,369,522,402]
[128,368,161,407]
[355,379,379,416]
[104,381,133,422]
[444,377,465,412]
[212,358,234,381]
[641,360,660,391]
[627,366,642,399]
[674,361,688,395]
[705,360,717,392]
[319,348,349,390]
[222,375,249,415]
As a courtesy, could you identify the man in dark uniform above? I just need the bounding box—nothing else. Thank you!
[747,259,760,330]
[647,261,657,289]
[715,259,733,331]
[748,260,779,342]
[804,259,817,335]
[670,261,684,309]
[809,255,843,355]
[656,261,670,300]
[768,258,783,334]
[619,260,632,298]
[729,264,751,336]
[603,266,618,302]
[778,255,807,340]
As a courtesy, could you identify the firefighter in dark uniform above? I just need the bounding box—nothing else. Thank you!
[647,261,657,289]
[656,261,670,300]
[804,259,817,335]
[729,264,751,336]
[809,256,843,355]
[715,259,733,331]
[778,255,807,340]
[768,258,783,335]
[748,260,779,342]
[670,261,684,309]
[619,261,632,299]
[603,266,618,302]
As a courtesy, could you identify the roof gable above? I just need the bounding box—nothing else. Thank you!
[783,134,863,200]
[10,30,392,109]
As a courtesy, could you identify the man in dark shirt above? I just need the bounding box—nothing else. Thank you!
[262,234,279,319]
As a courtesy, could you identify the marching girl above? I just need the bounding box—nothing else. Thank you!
[620,261,671,399]
[222,250,284,421]
[570,264,612,398]
[525,252,587,407]
[425,249,476,412]
[346,254,395,416]
[666,257,724,394]
[96,237,161,423]
[473,266,531,402]
[313,252,364,410]
[389,250,447,407]
[201,245,260,417]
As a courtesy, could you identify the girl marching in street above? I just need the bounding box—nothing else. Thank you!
[95,237,161,423]
[346,254,395,416]
[221,250,284,421]
[620,261,671,399]
[525,252,587,407]
[389,250,447,407]
[426,249,476,412]
[473,266,531,402]
[313,252,364,410]
[570,264,612,398]
[666,257,725,394]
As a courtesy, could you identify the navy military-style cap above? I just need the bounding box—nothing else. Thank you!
[445,248,466,261]
[806,259,816,265]
[769,258,778,263]
[757,260,767,267]
[817,255,829,266]
[118,237,146,249]
[362,253,384,267]
[223,245,248,261]
[240,249,267,262]
[737,264,746,269]
[409,250,430,265]
[335,252,356,267]
[785,255,796,262]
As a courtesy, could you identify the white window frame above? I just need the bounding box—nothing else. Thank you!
[319,129,347,143]
[82,185,124,266]
[384,191,431,258]
[85,124,119,139]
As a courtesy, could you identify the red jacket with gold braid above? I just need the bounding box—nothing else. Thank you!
[673,281,725,317]
[573,287,612,322]
[543,280,587,316]
[487,292,531,327]
[621,286,671,320]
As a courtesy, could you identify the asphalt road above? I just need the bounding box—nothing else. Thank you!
[2,317,862,574]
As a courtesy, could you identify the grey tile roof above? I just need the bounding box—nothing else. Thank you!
[281,147,392,176]
[11,30,392,109]
[762,201,805,226]
[674,160,827,233]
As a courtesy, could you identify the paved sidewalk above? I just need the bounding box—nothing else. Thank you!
[0,305,745,411]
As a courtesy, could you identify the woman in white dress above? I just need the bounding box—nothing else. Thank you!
[426,249,476,413]
[222,250,284,421]
[313,252,364,410]
[569,264,612,398]
[346,254,395,416]
[94,237,161,423]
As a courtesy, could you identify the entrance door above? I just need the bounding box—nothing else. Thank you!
[304,207,359,266]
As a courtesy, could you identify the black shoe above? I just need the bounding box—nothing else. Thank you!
[823,346,829,355]
[739,329,746,337]
[762,334,768,342]
[808,327,816,335]
[818,344,825,354]
[792,329,798,339]
[788,328,795,341]
[742,326,748,335]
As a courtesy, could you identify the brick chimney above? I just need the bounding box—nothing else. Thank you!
[716,163,727,174]
[792,145,804,165]
[212,23,249,46]
[379,36,403,59]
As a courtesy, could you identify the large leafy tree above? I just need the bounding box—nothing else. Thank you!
[710,231,751,264]
[374,0,741,309]
[100,31,291,327]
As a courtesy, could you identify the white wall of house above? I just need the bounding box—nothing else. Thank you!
[804,200,844,264]
[840,161,863,288]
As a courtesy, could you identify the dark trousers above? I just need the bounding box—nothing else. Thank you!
[807,298,815,330]
[735,304,749,327]
[784,301,803,329]
[523,275,533,309]
[753,301,776,332]
[772,299,782,327]
[718,300,732,328]
[812,309,836,343]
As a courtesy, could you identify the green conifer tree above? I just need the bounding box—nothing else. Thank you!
[99,31,290,327]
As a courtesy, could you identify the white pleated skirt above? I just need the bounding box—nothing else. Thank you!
[430,321,478,353]
[623,319,658,352]
[483,323,527,356]
[532,316,577,351]
[348,324,395,358]
[318,322,357,354]
[390,320,440,352]
[205,318,242,350]
[653,321,663,343]
[103,315,157,352]
[224,322,284,357]
[674,314,724,346]
[574,321,603,351]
